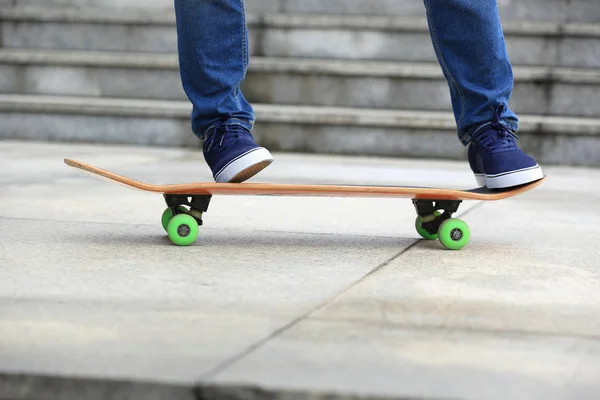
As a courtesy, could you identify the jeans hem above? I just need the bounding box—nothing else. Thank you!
[195,118,255,140]
[459,119,519,145]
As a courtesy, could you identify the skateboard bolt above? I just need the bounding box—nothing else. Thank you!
[177,224,191,237]
[450,228,463,241]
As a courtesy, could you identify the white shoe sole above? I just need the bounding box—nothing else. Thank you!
[474,165,544,189]
[215,147,274,183]
[474,174,486,187]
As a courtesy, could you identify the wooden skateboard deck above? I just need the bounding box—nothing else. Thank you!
[64,159,545,201]
[64,158,547,249]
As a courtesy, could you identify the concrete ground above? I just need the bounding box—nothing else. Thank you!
[1,140,599,400]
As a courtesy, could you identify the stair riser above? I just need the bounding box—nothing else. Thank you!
[1,63,598,117]
[12,0,600,22]
[3,21,599,68]
[2,111,599,166]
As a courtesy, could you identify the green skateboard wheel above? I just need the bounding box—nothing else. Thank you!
[415,211,441,240]
[438,218,470,250]
[161,206,187,232]
[167,214,199,246]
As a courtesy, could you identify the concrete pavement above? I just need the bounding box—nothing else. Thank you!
[1,140,599,400]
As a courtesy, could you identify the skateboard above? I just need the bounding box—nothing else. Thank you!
[64,158,546,250]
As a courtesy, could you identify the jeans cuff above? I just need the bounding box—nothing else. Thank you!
[196,117,255,140]
[459,119,520,145]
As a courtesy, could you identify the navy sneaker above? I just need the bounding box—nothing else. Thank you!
[203,120,273,183]
[468,124,543,189]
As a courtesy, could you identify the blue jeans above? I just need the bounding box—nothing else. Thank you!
[174,0,519,145]
[174,0,255,138]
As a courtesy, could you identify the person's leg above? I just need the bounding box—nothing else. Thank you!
[174,0,272,183]
[422,0,543,188]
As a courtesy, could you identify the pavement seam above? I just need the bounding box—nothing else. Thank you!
[197,247,417,381]
[198,202,485,380]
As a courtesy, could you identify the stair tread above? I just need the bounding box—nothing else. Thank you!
[2,93,599,135]
[2,48,600,82]
[2,6,600,37]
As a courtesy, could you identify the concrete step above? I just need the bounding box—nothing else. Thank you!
[2,7,600,68]
[10,0,600,22]
[1,94,599,166]
[2,49,600,117]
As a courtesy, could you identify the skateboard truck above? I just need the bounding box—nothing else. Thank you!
[161,194,212,245]
[164,194,212,221]
[412,199,470,250]
[412,199,461,233]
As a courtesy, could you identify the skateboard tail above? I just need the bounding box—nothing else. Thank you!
[64,158,163,193]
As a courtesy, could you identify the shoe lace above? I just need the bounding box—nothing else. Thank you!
[473,105,519,155]
[204,115,244,153]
